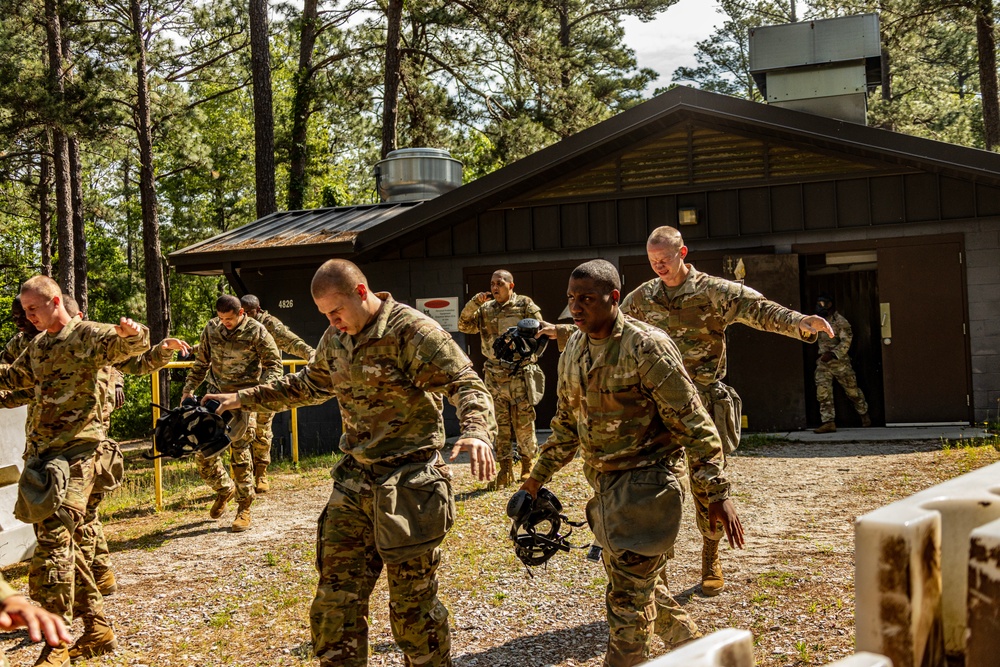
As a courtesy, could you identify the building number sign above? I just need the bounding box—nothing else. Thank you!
[278,300,294,309]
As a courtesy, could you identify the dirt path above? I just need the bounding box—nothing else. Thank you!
[2,438,996,666]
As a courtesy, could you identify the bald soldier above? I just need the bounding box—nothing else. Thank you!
[522,260,743,666]
[240,294,315,493]
[0,276,150,666]
[620,226,833,596]
[458,270,544,488]
[205,259,497,667]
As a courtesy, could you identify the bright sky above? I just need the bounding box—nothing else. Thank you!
[621,0,723,93]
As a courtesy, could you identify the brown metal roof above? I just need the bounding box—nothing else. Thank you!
[172,86,1000,273]
[169,202,421,272]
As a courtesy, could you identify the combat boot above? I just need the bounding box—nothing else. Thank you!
[68,617,117,660]
[701,536,724,596]
[488,459,515,491]
[520,456,534,481]
[254,464,270,494]
[813,422,837,434]
[209,486,236,519]
[860,412,872,428]
[32,643,70,667]
[95,568,118,595]
[231,498,253,533]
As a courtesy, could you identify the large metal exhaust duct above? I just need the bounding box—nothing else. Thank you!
[374,148,463,203]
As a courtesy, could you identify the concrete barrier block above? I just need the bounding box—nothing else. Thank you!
[0,406,34,567]
[638,629,753,666]
[968,517,1000,666]
[856,461,1000,667]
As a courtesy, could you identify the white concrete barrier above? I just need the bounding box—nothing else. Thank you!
[0,405,34,566]
[636,630,891,666]
[968,516,1000,666]
[855,460,1000,667]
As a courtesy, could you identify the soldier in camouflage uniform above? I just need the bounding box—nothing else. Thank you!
[522,260,743,667]
[458,270,544,488]
[0,275,150,666]
[241,294,315,493]
[205,259,497,667]
[0,573,72,667]
[813,295,870,433]
[182,294,281,532]
[620,226,832,597]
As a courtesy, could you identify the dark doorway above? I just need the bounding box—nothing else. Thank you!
[462,261,581,429]
[802,257,885,428]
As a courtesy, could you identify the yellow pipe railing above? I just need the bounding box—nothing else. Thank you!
[150,359,305,511]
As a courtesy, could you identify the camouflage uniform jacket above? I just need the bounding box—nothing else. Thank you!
[0,316,150,458]
[252,310,315,361]
[1,331,33,364]
[183,316,282,395]
[818,311,852,360]
[532,311,730,503]
[621,266,817,387]
[238,293,497,465]
[98,342,178,427]
[458,292,542,376]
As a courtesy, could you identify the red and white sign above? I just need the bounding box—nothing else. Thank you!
[416,297,460,332]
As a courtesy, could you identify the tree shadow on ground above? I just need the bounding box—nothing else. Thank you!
[453,620,608,666]
[106,519,221,552]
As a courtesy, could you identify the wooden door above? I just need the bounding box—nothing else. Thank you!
[877,241,971,423]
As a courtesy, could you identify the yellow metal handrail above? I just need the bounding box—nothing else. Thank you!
[150,359,305,511]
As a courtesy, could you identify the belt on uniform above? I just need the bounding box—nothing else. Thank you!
[347,448,439,481]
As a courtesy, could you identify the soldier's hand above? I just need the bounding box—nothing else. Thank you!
[519,477,541,498]
[203,393,241,414]
[0,594,72,646]
[535,322,558,340]
[708,499,745,550]
[115,317,142,338]
[800,315,834,339]
[114,385,126,409]
[820,352,835,363]
[161,338,191,355]
[449,437,495,481]
[474,292,491,305]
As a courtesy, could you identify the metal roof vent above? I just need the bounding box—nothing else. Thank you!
[374,148,463,203]
[749,13,882,124]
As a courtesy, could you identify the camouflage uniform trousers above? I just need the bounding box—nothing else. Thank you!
[484,369,537,462]
[78,491,111,585]
[251,412,274,468]
[29,453,104,626]
[815,357,868,424]
[312,457,451,667]
[196,411,257,502]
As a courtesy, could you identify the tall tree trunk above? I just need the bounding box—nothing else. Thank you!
[381,0,403,158]
[39,130,53,277]
[130,0,169,342]
[287,0,318,211]
[69,136,87,313]
[45,0,73,292]
[976,0,1000,150]
[249,0,276,218]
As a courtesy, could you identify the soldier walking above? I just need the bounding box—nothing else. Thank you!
[241,294,315,493]
[522,260,744,667]
[812,294,871,433]
[0,275,150,666]
[205,259,496,667]
[458,270,544,488]
[620,226,832,597]
[182,294,282,532]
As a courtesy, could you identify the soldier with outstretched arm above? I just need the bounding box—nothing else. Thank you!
[206,259,496,667]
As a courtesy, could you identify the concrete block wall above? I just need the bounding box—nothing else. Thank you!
[855,460,1000,666]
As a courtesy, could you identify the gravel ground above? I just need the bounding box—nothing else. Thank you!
[1,437,997,666]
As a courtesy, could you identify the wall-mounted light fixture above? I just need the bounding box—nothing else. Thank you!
[678,207,698,226]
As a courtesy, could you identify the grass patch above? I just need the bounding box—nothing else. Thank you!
[734,432,786,454]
